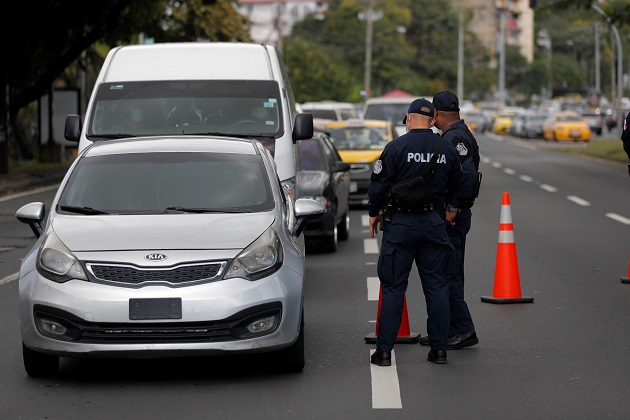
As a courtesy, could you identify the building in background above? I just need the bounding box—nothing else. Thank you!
[235,0,330,48]
[452,0,534,64]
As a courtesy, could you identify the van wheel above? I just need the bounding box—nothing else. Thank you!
[275,312,305,373]
[23,343,59,377]
[337,211,350,241]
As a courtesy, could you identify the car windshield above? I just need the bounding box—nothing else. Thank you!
[327,126,391,151]
[88,80,283,139]
[558,115,581,122]
[58,151,274,214]
[363,103,408,125]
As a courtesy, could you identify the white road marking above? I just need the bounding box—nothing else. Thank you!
[367,277,380,301]
[0,273,19,285]
[519,175,534,182]
[606,213,630,225]
[364,238,379,254]
[361,214,370,226]
[567,196,591,206]
[540,184,557,192]
[370,350,402,409]
[491,161,502,168]
[503,168,516,175]
[0,184,58,202]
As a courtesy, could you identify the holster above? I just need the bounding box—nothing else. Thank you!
[379,195,394,231]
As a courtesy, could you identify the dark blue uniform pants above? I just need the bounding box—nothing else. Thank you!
[376,211,453,352]
[446,209,476,336]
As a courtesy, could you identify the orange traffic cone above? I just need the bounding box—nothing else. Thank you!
[621,255,630,284]
[365,285,420,343]
[481,192,534,304]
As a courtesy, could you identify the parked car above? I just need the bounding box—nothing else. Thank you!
[511,112,547,138]
[542,111,591,142]
[296,131,351,252]
[15,136,326,377]
[324,118,398,206]
[300,101,359,122]
[492,110,520,134]
[461,110,489,133]
[581,110,603,135]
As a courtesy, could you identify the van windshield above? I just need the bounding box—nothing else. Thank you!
[88,80,284,139]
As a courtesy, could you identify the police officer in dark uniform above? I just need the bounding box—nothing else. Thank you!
[622,111,630,176]
[419,91,481,350]
[368,98,462,366]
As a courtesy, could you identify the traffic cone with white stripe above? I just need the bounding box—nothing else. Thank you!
[365,286,420,343]
[481,192,534,304]
[621,255,630,284]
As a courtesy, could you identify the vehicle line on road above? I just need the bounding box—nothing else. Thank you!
[0,184,58,203]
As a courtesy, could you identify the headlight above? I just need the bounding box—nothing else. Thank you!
[224,227,283,281]
[36,231,88,283]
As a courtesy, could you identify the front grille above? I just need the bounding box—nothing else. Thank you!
[87,262,226,286]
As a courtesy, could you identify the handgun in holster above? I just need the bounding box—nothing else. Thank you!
[379,194,394,231]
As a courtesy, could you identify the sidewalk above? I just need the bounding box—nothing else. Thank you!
[0,163,71,199]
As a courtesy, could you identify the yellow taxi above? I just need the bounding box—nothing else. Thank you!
[492,111,519,134]
[542,111,591,142]
[324,118,398,206]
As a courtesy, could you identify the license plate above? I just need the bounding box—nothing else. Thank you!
[571,130,580,137]
[129,298,182,320]
[350,182,358,193]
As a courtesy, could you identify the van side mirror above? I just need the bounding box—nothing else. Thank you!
[293,114,314,142]
[64,114,81,142]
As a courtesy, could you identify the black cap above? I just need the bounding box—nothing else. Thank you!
[402,98,435,124]
[433,90,460,112]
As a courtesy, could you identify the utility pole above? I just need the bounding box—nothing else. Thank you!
[363,0,374,99]
[457,8,464,100]
[498,7,506,108]
[594,22,600,93]
[592,3,623,138]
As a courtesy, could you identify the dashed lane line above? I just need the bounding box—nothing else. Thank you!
[370,350,402,409]
[567,196,591,206]
[606,213,630,225]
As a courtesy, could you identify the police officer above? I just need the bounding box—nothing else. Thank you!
[419,91,481,350]
[622,111,630,176]
[368,98,462,365]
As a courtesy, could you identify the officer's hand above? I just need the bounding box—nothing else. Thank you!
[369,216,379,238]
[445,210,457,227]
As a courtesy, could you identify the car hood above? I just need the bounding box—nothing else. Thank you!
[297,170,329,195]
[338,150,382,164]
[51,213,275,251]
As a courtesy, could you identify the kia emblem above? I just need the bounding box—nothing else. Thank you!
[145,253,167,262]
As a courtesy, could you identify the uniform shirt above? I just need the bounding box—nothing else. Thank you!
[441,120,479,202]
[367,128,462,217]
[622,112,630,161]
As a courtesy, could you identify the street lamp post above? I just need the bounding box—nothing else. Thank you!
[591,3,623,138]
[364,0,374,99]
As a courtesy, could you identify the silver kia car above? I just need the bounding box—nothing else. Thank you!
[15,136,325,377]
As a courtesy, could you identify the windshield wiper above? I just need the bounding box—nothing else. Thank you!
[59,205,110,215]
[165,206,252,214]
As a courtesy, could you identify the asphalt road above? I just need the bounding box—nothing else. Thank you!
[1,132,629,419]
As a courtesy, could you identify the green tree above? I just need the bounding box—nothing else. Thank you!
[2,0,249,171]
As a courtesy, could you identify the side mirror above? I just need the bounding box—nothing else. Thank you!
[293,114,314,142]
[334,161,351,173]
[293,198,326,237]
[64,114,81,142]
[16,202,46,238]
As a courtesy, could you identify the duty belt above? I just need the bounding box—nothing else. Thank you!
[395,203,435,212]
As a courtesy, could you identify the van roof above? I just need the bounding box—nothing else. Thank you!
[102,42,278,82]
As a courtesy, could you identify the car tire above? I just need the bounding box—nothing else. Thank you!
[23,343,59,377]
[337,211,350,241]
[322,224,338,253]
[275,312,305,373]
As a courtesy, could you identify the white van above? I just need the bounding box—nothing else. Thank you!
[65,42,313,195]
